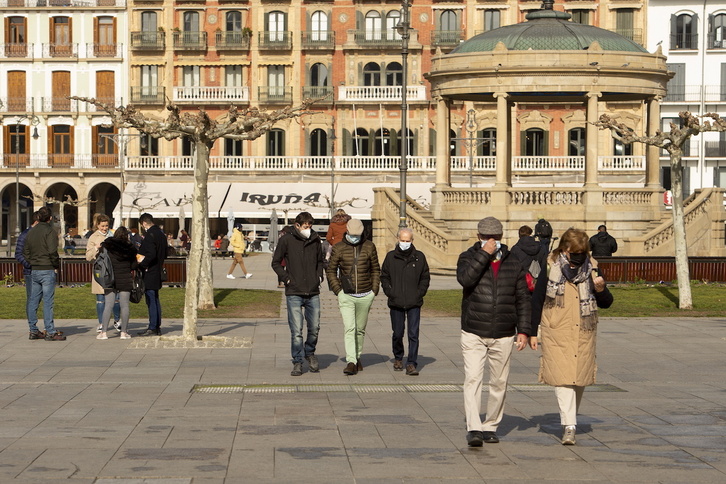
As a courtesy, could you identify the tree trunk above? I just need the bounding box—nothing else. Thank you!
[57,201,66,250]
[182,140,214,339]
[669,153,693,309]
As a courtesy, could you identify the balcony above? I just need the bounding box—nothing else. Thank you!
[86,43,123,58]
[173,31,207,51]
[92,154,119,168]
[663,85,726,103]
[130,86,166,104]
[0,97,35,112]
[41,97,78,112]
[609,28,643,46]
[215,31,251,50]
[1,43,31,59]
[512,156,585,172]
[707,33,726,49]
[705,141,726,158]
[430,30,463,48]
[670,33,698,50]
[337,86,427,102]
[302,86,334,102]
[349,29,414,48]
[172,86,249,103]
[42,43,78,59]
[130,32,165,51]
[258,31,292,50]
[598,156,645,171]
[0,0,126,5]
[258,87,292,104]
[301,31,335,50]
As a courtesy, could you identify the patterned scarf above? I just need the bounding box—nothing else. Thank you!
[544,253,599,332]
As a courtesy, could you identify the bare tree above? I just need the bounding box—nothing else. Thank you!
[595,111,726,309]
[72,97,314,339]
[26,193,94,248]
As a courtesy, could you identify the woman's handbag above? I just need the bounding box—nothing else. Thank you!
[130,270,145,304]
[160,266,168,282]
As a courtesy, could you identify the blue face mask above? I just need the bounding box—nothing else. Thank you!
[346,234,361,244]
[398,241,412,251]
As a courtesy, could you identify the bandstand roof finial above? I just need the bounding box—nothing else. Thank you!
[542,0,554,11]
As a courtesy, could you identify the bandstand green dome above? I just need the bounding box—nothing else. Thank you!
[451,9,648,54]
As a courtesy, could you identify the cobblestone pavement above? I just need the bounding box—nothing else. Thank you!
[0,253,725,482]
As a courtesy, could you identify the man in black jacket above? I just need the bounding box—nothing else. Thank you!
[137,213,167,336]
[381,228,430,376]
[271,212,324,376]
[457,216,531,447]
[589,225,618,257]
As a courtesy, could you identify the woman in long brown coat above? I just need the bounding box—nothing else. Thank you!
[530,228,613,445]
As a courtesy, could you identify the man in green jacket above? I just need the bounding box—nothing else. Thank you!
[23,206,66,341]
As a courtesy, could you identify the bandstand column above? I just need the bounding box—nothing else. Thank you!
[494,92,509,186]
[585,91,601,187]
[434,95,450,188]
[646,97,662,188]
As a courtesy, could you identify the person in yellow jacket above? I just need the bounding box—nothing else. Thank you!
[227,225,252,279]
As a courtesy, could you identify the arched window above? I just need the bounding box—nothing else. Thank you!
[387,10,401,40]
[568,128,586,156]
[374,128,391,156]
[386,62,402,86]
[713,13,726,48]
[674,14,695,49]
[449,129,457,156]
[363,62,381,86]
[365,11,382,40]
[396,128,414,157]
[440,10,457,31]
[311,11,328,41]
[524,128,546,156]
[484,10,500,32]
[353,128,369,156]
[478,128,496,156]
[310,128,327,156]
[309,63,328,98]
[268,11,285,42]
[226,11,242,32]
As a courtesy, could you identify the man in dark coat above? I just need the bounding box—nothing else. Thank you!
[137,213,168,336]
[510,225,548,288]
[380,227,430,376]
[457,216,531,447]
[15,211,41,339]
[271,212,324,376]
[589,225,618,257]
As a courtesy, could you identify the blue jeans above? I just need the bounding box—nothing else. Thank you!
[286,295,320,363]
[145,289,162,331]
[96,293,120,325]
[28,270,57,334]
[390,306,421,367]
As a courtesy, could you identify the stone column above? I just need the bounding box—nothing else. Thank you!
[646,97,662,188]
[494,92,509,187]
[434,95,450,188]
[585,91,601,187]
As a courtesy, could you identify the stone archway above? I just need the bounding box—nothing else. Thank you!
[88,182,121,230]
[44,183,79,235]
[0,182,34,243]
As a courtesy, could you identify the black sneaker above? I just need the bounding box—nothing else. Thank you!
[29,331,46,340]
[482,431,499,444]
[467,431,484,447]
[305,355,319,372]
[44,331,66,341]
[291,362,303,376]
[137,329,161,336]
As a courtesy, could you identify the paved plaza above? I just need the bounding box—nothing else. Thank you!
[0,253,725,483]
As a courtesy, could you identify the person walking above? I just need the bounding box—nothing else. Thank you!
[86,213,120,333]
[227,224,252,279]
[530,228,613,445]
[137,213,168,336]
[589,224,618,257]
[271,212,324,376]
[15,211,41,339]
[97,227,138,340]
[380,227,430,376]
[23,206,66,341]
[457,216,531,446]
[326,219,380,375]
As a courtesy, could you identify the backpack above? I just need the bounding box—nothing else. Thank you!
[130,269,145,303]
[534,219,553,239]
[93,247,115,289]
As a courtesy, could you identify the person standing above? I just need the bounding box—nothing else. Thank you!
[530,228,613,445]
[97,227,138,340]
[380,227,430,375]
[271,212,324,376]
[86,213,120,333]
[137,213,168,336]
[589,225,618,257]
[23,206,66,341]
[457,216,531,446]
[227,224,252,279]
[326,219,380,375]
[15,211,41,339]
[510,225,548,291]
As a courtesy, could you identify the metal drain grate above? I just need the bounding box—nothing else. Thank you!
[191,383,625,394]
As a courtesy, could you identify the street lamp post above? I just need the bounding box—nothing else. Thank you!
[396,1,412,229]
[99,131,145,227]
[14,114,40,243]
[329,125,337,220]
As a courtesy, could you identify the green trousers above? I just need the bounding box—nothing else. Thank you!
[338,292,375,363]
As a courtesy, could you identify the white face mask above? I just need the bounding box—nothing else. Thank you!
[299,228,311,238]
[495,240,501,251]
[398,241,412,251]
[346,234,361,244]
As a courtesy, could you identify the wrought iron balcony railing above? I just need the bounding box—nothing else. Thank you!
[130,86,166,104]
[430,30,463,47]
[215,31,251,50]
[172,86,250,103]
[259,31,292,50]
[130,32,166,50]
[301,31,335,49]
[173,31,208,51]
[258,87,293,104]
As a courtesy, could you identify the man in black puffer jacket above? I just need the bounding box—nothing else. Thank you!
[381,227,430,376]
[272,212,324,377]
[457,216,531,447]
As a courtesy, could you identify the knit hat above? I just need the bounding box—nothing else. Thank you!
[347,219,364,236]
[477,216,503,236]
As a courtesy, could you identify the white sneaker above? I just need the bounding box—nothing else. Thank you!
[120,332,131,340]
[113,321,121,331]
[226,274,235,279]
[245,273,253,279]
[96,325,103,333]
[96,333,108,340]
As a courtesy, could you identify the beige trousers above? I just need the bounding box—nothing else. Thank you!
[554,385,585,426]
[461,330,514,432]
